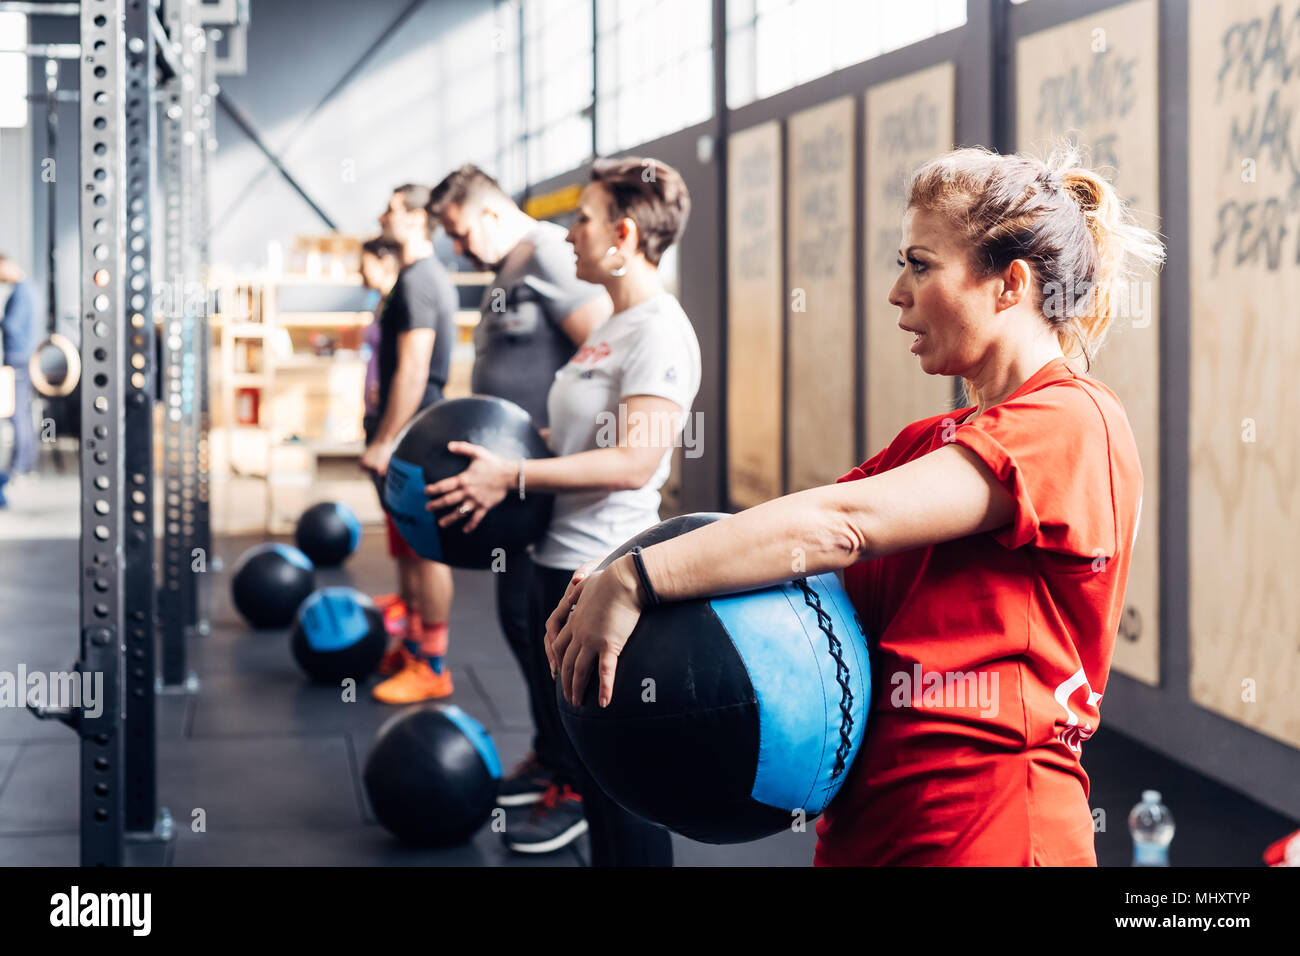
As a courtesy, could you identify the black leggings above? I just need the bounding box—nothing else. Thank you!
[528,563,673,867]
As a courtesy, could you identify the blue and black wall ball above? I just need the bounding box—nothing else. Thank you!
[291,587,387,683]
[557,513,872,844]
[230,543,316,630]
[294,501,362,567]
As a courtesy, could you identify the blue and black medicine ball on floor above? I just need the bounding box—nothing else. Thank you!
[230,543,316,630]
[557,513,872,844]
[383,396,554,568]
[363,705,502,846]
[294,501,362,567]
[291,587,387,683]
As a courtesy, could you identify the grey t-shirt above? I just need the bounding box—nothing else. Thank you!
[471,221,607,427]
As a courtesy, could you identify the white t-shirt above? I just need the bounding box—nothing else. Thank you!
[533,291,701,570]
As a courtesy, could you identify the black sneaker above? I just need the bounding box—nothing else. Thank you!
[496,753,553,807]
[503,783,588,855]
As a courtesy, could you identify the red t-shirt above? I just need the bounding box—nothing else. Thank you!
[814,357,1143,866]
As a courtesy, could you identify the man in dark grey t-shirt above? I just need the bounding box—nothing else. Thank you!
[361,184,460,706]
[428,165,610,824]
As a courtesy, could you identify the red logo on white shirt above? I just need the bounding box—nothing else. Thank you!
[572,342,610,365]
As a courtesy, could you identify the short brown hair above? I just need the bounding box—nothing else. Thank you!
[427,164,508,219]
[590,157,690,266]
[361,236,403,261]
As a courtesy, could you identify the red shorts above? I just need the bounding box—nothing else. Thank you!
[385,513,418,560]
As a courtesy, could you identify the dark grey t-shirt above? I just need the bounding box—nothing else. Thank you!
[378,255,458,418]
[471,221,606,427]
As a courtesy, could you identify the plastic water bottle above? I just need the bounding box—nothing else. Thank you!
[1129,790,1175,866]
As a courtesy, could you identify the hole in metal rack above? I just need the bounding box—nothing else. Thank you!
[95,476,109,490]
[94,219,107,233]
[94,117,106,130]
[94,451,107,465]
[93,348,106,361]
[94,396,108,413]
[94,320,109,337]
[94,374,108,388]
[93,295,109,312]
[131,372,145,389]
[95,501,109,516]
[94,527,109,541]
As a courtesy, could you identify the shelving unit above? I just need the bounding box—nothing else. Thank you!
[204,264,488,533]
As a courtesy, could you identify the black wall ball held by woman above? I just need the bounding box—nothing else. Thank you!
[557,513,873,844]
[383,395,554,568]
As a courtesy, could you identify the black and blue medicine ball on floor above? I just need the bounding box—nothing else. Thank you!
[294,501,362,567]
[291,587,387,683]
[363,705,502,847]
[230,543,316,629]
[383,395,553,569]
[557,513,872,844]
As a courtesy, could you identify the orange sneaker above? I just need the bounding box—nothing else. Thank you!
[371,658,454,704]
[376,642,412,677]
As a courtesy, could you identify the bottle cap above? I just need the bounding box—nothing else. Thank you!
[1142,789,1162,803]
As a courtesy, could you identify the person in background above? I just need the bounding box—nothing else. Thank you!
[425,157,698,863]
[0,255,39,508]
[357,236,409,657]
[426,165,612,813]
[360,185,459,703]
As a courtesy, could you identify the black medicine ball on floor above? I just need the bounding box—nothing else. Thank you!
[230,543,316,629]
[294,501,362,567]
[291,587,386,683]
[383,395,554,568]
[363,705,502,846]
[557,513,872,844]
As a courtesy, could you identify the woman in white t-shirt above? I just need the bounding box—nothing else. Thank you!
[425,157,700,865]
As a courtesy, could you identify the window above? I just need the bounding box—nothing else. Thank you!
[0,12,27,129]
[595,0,713,154]
[523,0,594,183]
[434,5,522,193]
[726,0,966,109]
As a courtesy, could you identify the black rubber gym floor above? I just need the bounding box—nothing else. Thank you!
[0,527,1294,866]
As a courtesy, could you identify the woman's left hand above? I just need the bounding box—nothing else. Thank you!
[424,441,513,534]
[544,555,645,708]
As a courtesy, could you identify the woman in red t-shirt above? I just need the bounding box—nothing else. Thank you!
[544,144,1166,866]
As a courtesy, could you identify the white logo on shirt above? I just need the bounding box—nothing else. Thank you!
[1053,667,1103,754]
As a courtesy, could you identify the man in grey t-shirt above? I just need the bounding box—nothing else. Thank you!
[428,165,610,805]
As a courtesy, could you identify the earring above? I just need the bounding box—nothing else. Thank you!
[605,245,628,278]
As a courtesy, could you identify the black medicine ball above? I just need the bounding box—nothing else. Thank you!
[294,501,362,567]
[383,396,553,568]
[363,705,502,846]
[557,513,872,844]
[291,587,387,683]
[230,543,316,629]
